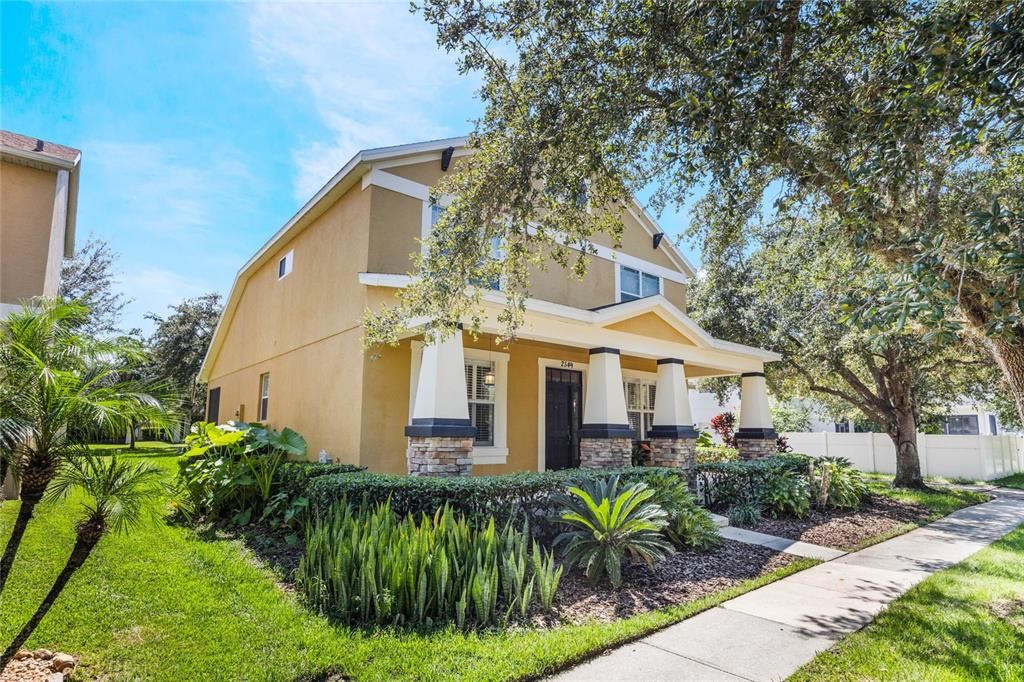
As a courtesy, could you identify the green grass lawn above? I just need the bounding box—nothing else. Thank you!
[839,475,992,551]
[994,473,1024,490]
[791,523,1024,681]
[0,442,815,681]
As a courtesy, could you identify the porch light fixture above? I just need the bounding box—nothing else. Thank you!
[483,336,496,385]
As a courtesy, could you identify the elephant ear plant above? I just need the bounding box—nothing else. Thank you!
[176,421,307,525]
[554,476,674,588]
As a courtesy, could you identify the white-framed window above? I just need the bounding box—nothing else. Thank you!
[429,201,501,290]
[465,359,496,446]
[258,372,270,421]
[278,250,294,280]
[618,265,660,302]
[623,377,656,440]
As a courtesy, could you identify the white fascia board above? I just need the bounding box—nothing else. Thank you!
[362,169,430,201]
[357,272,780,367]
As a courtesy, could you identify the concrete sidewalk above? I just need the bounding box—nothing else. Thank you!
[551,488,1024,682]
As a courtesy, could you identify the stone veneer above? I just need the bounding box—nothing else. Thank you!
[579,437,633,469]
[737,438,777,460]
[648,437,697,469]
[407,436,473,476]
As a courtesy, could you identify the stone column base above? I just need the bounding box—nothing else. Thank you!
[407,436,474,476]
[648,437,697,469]
[579,437,633,469]
[736,438,777,460]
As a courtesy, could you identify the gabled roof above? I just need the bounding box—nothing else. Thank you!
[200,137,697,380]
[1,129,82,257]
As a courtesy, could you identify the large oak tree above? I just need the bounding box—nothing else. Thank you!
[379,1,1023,422]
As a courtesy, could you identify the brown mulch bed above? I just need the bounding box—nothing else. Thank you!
[751,494,932,550]
[549,539,798,624]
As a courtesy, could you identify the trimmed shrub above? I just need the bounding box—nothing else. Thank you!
[693,455,811,510]
[297,500,559,627]
[277,461,365,498]
[695,445,739,464]
[305,466,686,536]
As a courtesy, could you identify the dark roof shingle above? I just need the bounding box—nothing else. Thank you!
[1,129,80,164]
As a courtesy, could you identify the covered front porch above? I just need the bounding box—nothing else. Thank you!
[399,292,782,476]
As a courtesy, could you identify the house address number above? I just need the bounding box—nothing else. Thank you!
[559,360,574,369]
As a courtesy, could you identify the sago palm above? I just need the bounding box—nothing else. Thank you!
[0,299,180,594]
[554,476,674,588]
[0,454,164,669]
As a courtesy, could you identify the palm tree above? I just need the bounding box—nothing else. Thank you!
[0,299,180,593]
[0,454,165,669]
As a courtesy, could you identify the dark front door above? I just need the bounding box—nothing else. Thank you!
[545,368,582,470]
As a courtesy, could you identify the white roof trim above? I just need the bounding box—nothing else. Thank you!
[356,273,781,363]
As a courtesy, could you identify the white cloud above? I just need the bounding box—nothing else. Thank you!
[245,1,479,200]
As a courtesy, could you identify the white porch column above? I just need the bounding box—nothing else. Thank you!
[580,347,634,468]
[405,327,475,476]
[736,371,777,460]
[647,358,698,469]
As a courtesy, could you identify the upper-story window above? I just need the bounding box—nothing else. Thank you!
[278,250,294,280]
[618,265,660,302]
[430,202,501,290]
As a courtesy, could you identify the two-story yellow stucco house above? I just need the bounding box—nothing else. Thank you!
[1,130,81,319]
[199,137,780,476]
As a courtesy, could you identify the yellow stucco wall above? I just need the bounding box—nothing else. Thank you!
[206,182,373,463]
[0,160,57,303]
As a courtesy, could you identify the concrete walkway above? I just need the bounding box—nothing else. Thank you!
[551,488,1024,682]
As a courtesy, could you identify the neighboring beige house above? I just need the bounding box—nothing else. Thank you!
[199,137,780,476]
[1,129,81,497]
[1,130,81,318]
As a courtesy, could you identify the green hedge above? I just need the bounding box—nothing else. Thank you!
[695,445,739,464]
[278,461,365,498]
[305,466,687,535]
[693,454,811,509]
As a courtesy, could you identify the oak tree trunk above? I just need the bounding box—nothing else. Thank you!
[988,337,1024,427]
[0,535,96,670]
[889,406,925,489]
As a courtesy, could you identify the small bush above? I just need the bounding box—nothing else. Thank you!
[693,455,810,510]
[727,501,762,527]
[555,476,674,588]
[639,470,719,551]
[297,500,556,627]
[760,469,810,518]
[695,445,739,464]
[813,456,868,509]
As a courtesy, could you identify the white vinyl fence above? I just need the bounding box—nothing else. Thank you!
[783,432,1024,481]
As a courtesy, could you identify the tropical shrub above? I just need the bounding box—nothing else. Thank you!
[554,476,674,588]
[622,470,719,551]
[727,501,762,527]
[759,469,810,518]
[709,412,738,448]
[296,500,557,627]
[305,466,684,538]
[813,456,868,509]
[175,421,307,525]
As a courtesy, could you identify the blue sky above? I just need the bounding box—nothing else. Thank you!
[2,1,699,332]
